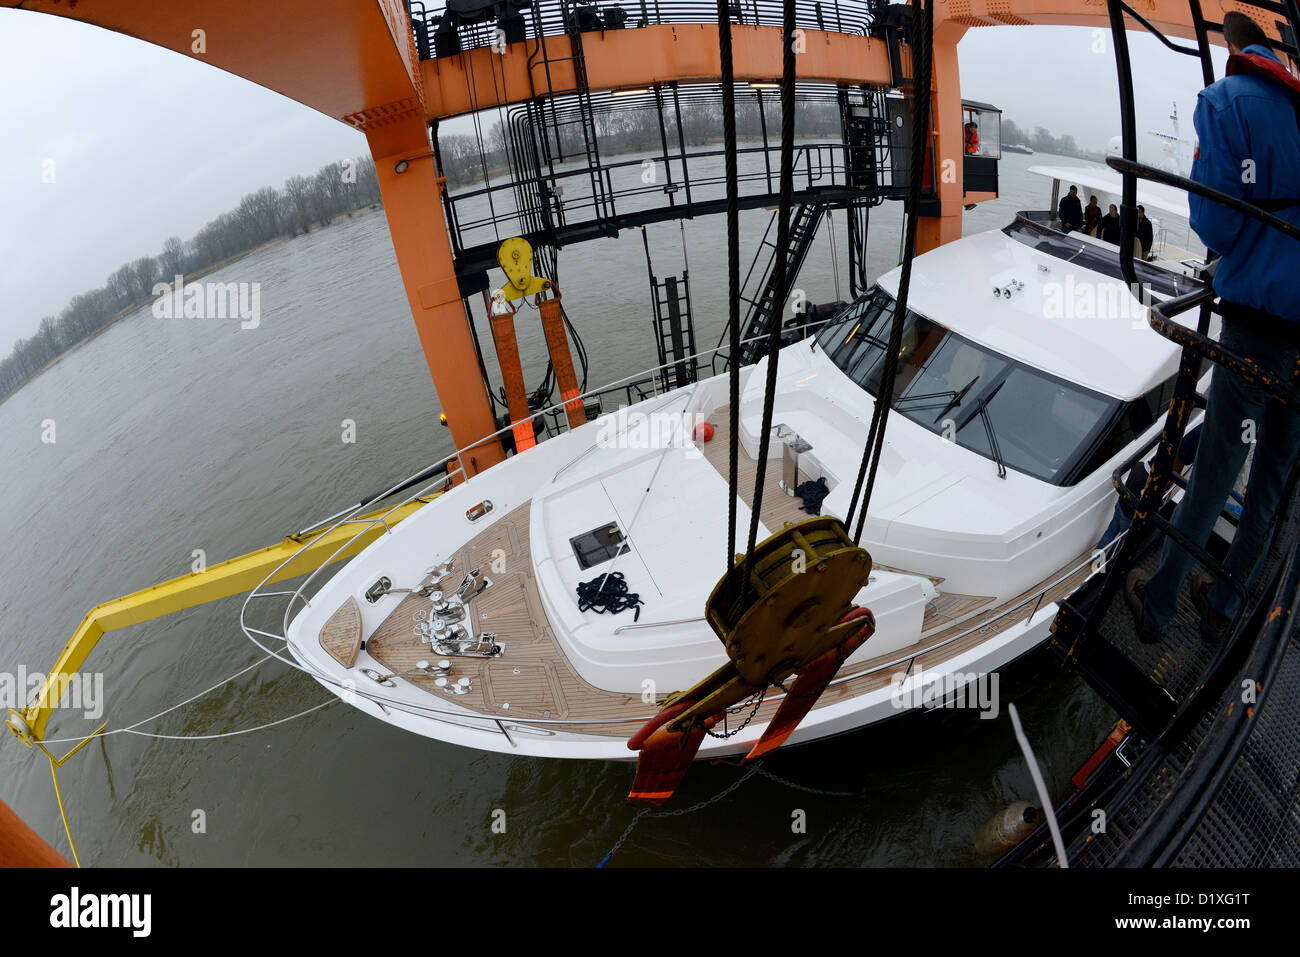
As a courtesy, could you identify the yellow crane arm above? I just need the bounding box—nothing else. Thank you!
[6,496,437,747]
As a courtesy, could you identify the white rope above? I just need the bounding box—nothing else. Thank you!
[31,654,274,746]
[1008,702,1069,868]
[114,699,335,741]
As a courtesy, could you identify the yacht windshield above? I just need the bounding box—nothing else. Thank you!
[815,286,1122,484]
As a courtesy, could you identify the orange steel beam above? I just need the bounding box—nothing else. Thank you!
[920,19,969,253]
[420,25,895,118]
[6,0,505,470]
[0,797,70,867]
[6,1,426,127]
[7,0,1240,458]
[365,114,506,473]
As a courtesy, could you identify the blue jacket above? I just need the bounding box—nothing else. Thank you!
[1190,44,1300,323]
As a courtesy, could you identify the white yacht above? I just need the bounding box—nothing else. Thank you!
[257,213,1208,761]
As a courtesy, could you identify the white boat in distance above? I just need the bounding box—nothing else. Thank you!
[255,210,1210,761]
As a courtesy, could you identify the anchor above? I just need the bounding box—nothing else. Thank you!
[627,516,875,805]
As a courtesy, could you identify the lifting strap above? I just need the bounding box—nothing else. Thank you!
[538,296,586,429]
[486,304,537,452]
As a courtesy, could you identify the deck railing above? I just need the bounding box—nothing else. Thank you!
[408,0,879,60]
[233,310,1118,743]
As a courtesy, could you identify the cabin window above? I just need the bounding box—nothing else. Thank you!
[1067,373,1180,482]
[817,286,1124,485]
[956,366,1113,481]
[1004,217,1193,299]
[961,103,1001,159]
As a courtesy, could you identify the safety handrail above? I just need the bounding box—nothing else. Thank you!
[409,0,877,60]
[444,141,857,243]
[1144,286,1300,412]
[1107,156,1300,244]
[1112,520,1300,865]
[242,526,1109,736]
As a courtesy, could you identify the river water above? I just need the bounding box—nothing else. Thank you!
[1,151,1165,866]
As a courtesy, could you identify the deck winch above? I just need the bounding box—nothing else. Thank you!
[627,516,876,805]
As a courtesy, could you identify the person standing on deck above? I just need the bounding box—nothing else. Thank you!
[1084,195,1103,236]
[1127,11,1300,644]
[1136,205,1155,258]
[1098,203,1122,244]
[1058,185,1084,232]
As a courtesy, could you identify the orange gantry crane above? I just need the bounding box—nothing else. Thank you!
[2,0,1221,473]
[0,0,1257,865]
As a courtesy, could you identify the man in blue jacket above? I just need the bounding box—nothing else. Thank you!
[1128,12,1300,643]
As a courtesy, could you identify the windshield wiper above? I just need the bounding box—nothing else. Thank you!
[894,388,962,414]
[971,379,1008,479]
[932,375,980,424]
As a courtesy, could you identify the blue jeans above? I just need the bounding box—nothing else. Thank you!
[1097,507,1130,552]
[1144,317,1300,627]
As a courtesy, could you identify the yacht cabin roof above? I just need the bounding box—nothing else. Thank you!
[875,227,1193,401]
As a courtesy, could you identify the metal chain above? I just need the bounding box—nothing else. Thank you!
[598,756,869,866]
[704,688,765,738]
[753,765,861,798]
[598,764,764,866]
[599,808,651,867]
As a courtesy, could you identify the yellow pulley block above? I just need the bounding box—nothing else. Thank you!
[626,516,874,804]
[711,516,871,681]
[495,237,551,302]
[662,516,872,732]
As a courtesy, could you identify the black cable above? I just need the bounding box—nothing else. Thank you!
[740,0,799,604]
[719,0,741,571]
[576,571,644,621]
[845,0,933,544]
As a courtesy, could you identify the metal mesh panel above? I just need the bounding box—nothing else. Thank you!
[1094,546,1220,706]
[1173,626,1300,867]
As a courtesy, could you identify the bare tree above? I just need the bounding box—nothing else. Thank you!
[4,152,387,399]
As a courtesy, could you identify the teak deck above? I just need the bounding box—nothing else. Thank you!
[359,424,1093,739]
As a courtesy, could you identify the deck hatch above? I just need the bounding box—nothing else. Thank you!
[570,523,629,570]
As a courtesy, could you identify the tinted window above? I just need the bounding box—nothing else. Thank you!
[957,367,1114,481]
[817,286,1124,484]
[1003,216,1199,299]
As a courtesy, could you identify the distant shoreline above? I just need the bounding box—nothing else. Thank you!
[1,205,383,409]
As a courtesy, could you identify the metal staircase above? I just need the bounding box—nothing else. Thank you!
[642,229,699,392]
[733,203,828,366]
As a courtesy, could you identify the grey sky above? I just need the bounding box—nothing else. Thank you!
[0,12,1228,353]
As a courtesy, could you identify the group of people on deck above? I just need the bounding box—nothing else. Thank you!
[1057,184,1156,257]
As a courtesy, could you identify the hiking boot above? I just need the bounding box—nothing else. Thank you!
[1190,573,1231,645]
[1125,568,1163,644]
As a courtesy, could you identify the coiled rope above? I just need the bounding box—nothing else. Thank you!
[576,571,644,621]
